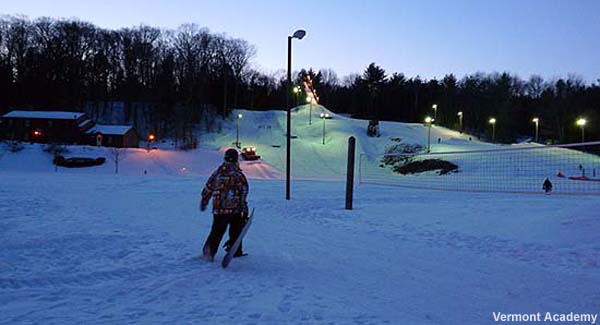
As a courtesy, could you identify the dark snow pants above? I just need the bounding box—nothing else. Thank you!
[203,213,244,258]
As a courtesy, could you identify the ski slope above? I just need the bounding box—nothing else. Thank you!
[0,104,495,181]
[201,105,497,180]
[198,106,600,193]
[4,104,588,187]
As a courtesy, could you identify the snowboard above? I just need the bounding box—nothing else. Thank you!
[222,208,255,269]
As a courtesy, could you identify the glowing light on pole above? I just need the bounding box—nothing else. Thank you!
[306,96,313,125]
[320,113,330,145]
[147,133,156,151]
[532,118,539,143]
[432,104,438,122]
[457,111,463,133]
[293,85,301,106]
[286,29,306,200]
[425,116,434,153]
[489,118,497,143]
[576,118,587,143]
[236,113,243,148]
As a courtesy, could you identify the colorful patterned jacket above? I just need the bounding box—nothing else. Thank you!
[201,162,249,215]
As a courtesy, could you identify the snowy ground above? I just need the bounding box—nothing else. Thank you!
[1,171,599,324]
[1,107,599,323]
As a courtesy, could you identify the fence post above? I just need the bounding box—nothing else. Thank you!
[346,136,356,210]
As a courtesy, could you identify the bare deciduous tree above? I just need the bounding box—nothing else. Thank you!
[110,148,127,174]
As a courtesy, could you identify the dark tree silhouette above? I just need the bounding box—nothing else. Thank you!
[0,15,598,144]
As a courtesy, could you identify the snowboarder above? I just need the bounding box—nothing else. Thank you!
[200,148,249,261]
[542,178,553,194]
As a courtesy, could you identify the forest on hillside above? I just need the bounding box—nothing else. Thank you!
[1,15,598,143]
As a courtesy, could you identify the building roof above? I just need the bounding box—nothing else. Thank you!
[2,110,85,120]
[87,124,134,136]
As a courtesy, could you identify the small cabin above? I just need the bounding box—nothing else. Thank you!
[87,125,139,148]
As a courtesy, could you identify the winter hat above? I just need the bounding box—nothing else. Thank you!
[224,148,239,163]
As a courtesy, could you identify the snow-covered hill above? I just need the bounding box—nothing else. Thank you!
[2,107,599,324]
[1,104,493,180]
[202,105,497,179]
[2,105,599,195]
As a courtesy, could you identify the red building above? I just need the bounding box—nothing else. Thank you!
[0,110,138,148]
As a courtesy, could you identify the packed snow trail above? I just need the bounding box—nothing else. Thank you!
[1,171,598,323]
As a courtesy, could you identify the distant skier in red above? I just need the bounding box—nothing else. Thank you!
[200,148,249,261]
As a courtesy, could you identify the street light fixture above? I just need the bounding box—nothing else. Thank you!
[306,96,313,125]
[457,111,463,133]
[532,118,539,143]
[147,133,156,151]
[320,113,330,145]
[236,113,243,148]
[293,85,301,106]
[432,104,438,122]
[286,29,306,200]
[489,118,496,143]
[425,116,434,153]
[576,118,587,143]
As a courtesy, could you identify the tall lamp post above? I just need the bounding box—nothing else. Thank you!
[457,111,463,133]
[489,118,496,143]
[576,118,587,143]
[236,113,243,148]
[286,29,306,201]
[532,117,539,143]
[320,113,330,144]
[147,133,155,151]
[425,116,434,153]
[306,96,313,125]
[432,104,438,122]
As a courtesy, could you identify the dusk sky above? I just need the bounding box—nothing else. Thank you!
[3,0,599,83]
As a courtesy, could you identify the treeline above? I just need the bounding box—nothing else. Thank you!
[0,15,281,139]
[305,64,600,143]
[1,15,599,143]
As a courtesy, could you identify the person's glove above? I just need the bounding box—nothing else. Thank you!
[241,203,249,221]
